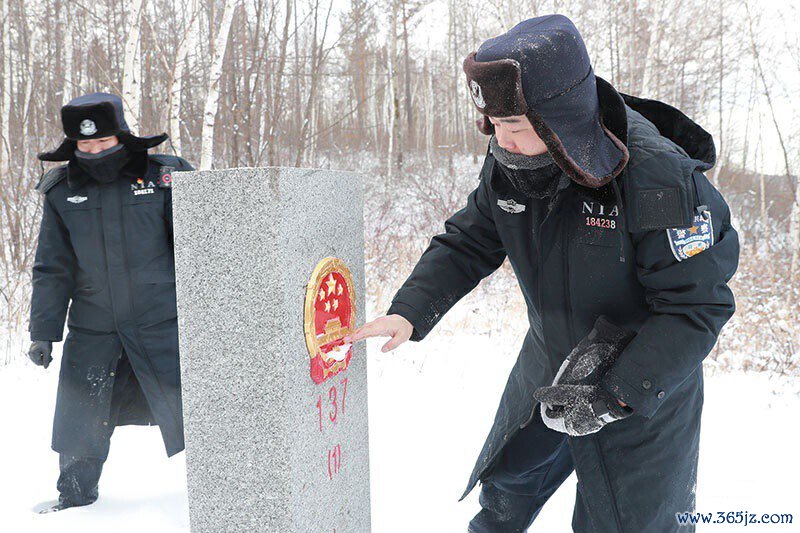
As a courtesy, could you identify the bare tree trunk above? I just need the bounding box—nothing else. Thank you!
[627,0,636,92]
[371,55,380,150]
[424,55,433,168]
[63,7,74,103]
[294,0,333,167]
[740,70,757,171]
[607,2,615,83]
[746,5,792,189]
[122,0,145,132]
[745,2,796,279]
[1,0,12,180]
[711,0,724,185]
[790,174,800,282]
[401,0,413,150]
[200,0,237,170]
[759,170,767,247]
[640,0,666,96]
[386,0,401,178]
[168,0,199,155]
[267,0,292,167]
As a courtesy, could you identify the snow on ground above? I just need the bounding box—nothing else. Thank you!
[1,329,798,532]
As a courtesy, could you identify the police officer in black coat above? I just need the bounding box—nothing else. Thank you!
[346,15,739,532]
[28,92,193,513]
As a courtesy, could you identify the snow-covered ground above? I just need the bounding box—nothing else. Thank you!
[1,330,798,532]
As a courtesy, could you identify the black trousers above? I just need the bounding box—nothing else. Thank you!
[55,351,136,506]
[56,455,104,506]
[469,407,575,532]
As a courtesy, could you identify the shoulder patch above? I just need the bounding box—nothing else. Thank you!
[35,166,68,194]
[666,207,713,261]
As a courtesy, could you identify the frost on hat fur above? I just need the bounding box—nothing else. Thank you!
[462,15,629,189]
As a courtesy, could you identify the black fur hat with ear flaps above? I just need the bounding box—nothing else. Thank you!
[38,92,168,162]
[462,14,629,189]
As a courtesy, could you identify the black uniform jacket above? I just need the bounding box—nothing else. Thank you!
[387,83,739,531]
[30,153,193,458]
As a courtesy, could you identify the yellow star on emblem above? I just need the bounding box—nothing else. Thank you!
[324,300,331,313]
[332,299,339,311]
[318,288,326,301]
[688,226,698,234]
[326,274,337,296]
[337,284,343,296]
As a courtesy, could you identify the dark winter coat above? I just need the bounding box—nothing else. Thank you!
[29,153,193,459]
[387,80,739,532]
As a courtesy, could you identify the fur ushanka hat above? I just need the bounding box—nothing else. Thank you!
[38,92,168,162]
[463,14,629,189]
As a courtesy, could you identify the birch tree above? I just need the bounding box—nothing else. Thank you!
[1,0,11,181]
[745,2,798,280]
[200,0,237,170]
[62,6,74,103]
[267,0,293,167]
[0,0,797,366]
[122,0,145,132]
[168,0,200,155]
[386,0,400,178]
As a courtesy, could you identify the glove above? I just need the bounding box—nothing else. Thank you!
[534,315,635,436]
[534,383,633,436]
[28,341,53,369]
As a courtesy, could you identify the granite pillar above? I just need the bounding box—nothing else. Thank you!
[171,167,370,532]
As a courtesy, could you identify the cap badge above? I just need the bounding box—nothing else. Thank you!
[79,119,97,136]
[470,80,486,109]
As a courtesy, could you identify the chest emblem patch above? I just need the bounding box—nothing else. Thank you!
[581,201,618,229]
[497,198,526,214]
[67,195,88,204]
[131,177,157,196]
[666,209,714,261]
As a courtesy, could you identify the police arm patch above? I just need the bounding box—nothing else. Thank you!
[666,208,714,261]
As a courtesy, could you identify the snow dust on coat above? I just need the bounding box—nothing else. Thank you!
[387,81,739,532]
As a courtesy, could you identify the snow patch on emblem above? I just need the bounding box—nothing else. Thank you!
[470,80,486,109]
[666,209,714,261]
[79,119,97,136]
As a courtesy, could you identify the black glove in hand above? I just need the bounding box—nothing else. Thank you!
[534,315,636,436]
[534,383,633,436]
[28,341,53,369]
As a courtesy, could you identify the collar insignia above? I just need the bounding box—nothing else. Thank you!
[497,198,526,214]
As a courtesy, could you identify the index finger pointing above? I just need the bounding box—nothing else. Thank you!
[346,321,387,342]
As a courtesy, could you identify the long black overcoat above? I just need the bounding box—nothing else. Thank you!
[387,79,739,531]
[30,153,193,459]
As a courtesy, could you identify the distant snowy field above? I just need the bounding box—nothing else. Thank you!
[2,321,798,532]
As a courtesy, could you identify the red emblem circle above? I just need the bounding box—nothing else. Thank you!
[304,257,356,384]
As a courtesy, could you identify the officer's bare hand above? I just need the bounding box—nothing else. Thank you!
[344,315,413,353]
[28,341,53,369]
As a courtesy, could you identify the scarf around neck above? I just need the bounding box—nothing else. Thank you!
[489,135,568,199]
